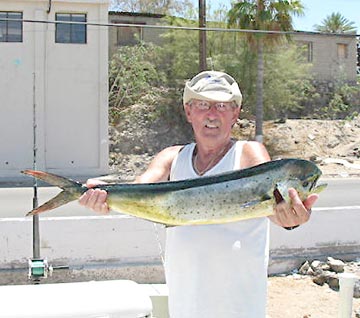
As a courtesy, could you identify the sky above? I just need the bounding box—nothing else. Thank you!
[203,0,360,33]
[292,0,360,32]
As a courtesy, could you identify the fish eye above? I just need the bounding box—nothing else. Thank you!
[302,181,309,187]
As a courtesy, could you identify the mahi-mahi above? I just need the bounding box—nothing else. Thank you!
[22,158,326,226]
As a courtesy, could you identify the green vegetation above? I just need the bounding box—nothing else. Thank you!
[107,6,360,124]
[314,12,357,34]
[108,43,166,124]
[227,0,305,141]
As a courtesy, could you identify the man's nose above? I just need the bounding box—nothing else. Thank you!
[207,105,220,116]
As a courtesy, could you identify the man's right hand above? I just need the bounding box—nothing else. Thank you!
[78,179,109,214]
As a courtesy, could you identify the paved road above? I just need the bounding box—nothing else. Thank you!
[316,177,360,207]
[0,178,359,218]
[0,186,95,218]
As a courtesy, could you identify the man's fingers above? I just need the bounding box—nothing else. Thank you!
[79,188,109,214]
[93,190,109,214]
[274,201,295,227]
[303,193,319,211]
[289,188,317,224]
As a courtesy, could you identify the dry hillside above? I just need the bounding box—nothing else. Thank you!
[108,104,360,180]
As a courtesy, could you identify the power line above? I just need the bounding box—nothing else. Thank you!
[1,17,359,37]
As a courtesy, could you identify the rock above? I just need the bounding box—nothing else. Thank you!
[327,257,345,273]
[299,261,310,275]
[354,279,360,298]
[310,260,321,270]
[237,119,251,128]
[310,260,330,272]
[356,308,360,318]
[306,267,315,276]
[312,273,327,286]
[309,155,322,163]
[326,273,339,290]
[274,118,286,124]
[311,260,321,270]
[308,134,315,140]
[133,146,143,155]
[327,138,340,148]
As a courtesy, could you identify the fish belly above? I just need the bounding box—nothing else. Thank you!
[107,178,274,226]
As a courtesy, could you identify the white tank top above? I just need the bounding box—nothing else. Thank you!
[166,141,269,318]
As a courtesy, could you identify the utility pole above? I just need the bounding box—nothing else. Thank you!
[199,0,207,71]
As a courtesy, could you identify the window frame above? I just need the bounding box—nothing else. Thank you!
[337,43,348,59]
[0,11,23,43]
[55,12,87,44]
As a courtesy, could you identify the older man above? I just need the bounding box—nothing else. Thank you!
[80,71,318,318]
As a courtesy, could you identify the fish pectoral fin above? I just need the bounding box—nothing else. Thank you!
[26,190,77,216]
[240,195,271,209]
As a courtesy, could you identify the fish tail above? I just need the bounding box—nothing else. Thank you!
[22,170,85,216]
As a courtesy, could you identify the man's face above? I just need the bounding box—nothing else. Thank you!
[184,99,240,142]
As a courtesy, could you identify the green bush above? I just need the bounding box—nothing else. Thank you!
[109,43,166,124]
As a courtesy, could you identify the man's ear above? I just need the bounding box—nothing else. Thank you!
[232,106,241,125]
[184,103,192,123]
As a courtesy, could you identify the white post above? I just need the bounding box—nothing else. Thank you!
[338,273,357,318]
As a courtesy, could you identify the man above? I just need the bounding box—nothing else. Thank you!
[80,71,318,318]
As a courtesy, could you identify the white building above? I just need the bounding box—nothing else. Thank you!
[0,0,109,179]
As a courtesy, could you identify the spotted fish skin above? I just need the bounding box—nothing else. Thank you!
[22,158,326,226]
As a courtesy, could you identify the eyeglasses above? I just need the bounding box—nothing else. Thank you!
[191,100,236,112]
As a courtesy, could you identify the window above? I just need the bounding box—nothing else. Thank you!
[55,13,86,44]
[298,41,313,63]
[113,21,144,46]
[337,43,348,59]
[0,12,22,42]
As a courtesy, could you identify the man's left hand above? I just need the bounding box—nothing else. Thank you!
[269,188,318,228]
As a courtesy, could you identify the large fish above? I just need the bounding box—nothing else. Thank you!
[22,158,326,226]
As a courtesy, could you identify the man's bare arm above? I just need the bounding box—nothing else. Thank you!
[78,145,183,213]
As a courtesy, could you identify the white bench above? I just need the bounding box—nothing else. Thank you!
[0,280,152,318]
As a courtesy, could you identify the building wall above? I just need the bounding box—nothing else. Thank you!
[292,32,358,82]
[108,12,165,58]
[0,0,109,179]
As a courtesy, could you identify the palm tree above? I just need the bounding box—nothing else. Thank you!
[314,12,357,34]
[228,0,304,143]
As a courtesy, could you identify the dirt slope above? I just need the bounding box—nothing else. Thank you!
[109,104,360,179]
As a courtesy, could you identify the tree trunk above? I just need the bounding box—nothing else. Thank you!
[255,38,264,143]
[199,0,207,71]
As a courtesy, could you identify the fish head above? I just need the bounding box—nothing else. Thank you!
[275,159,327,202]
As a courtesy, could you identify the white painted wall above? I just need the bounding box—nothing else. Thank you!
[269,207,360,273]
[0,0,109,179]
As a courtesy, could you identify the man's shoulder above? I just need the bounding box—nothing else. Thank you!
[241,141,271,168]
[242,140,266,153]
[161,145,185,155]
[155,145,185,165]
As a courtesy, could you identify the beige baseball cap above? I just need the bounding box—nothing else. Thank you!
[183,71,242,107]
